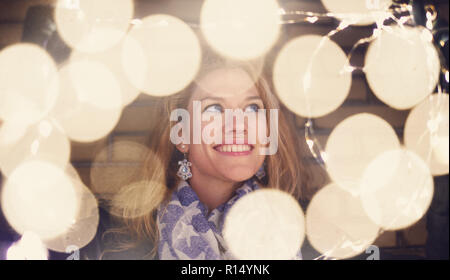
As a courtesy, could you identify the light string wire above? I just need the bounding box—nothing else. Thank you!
[69,1,448,260]
[4,0,447,260]
[273,2,447,259]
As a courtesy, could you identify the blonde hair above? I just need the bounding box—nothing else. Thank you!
[101,65,312,260]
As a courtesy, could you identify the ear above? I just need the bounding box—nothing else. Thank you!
[176,144,189,154]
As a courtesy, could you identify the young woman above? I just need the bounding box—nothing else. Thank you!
[89,63,312,260]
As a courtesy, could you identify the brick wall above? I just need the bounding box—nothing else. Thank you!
[1,0,448,256]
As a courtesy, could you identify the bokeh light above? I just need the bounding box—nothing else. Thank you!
[45,164,99,253]
[223,189,305,260]
[321,0,392,25]
[6,231,48,260]
[1,160,78,240]
[0,120,31,148]
[273,35,352,118]
[54,0,134,53]
[49,60,123,142]
[0,0,446,261]
[364,26,441,110]
[360,149,434,230]
[90,141,166,218]
[122,14,201,97]
[306,183,380,259]
[200,0,281,60]
[0,44,58,144]
[325,113,400,194]
[90,140,148,200]
[404,93,449,175]
[70,41,140,107]
[110,180,166,219]
[433,135,449,166]
[0,119,70,176]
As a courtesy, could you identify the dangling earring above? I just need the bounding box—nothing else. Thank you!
[255,162,266,180]
[177,145,192,180]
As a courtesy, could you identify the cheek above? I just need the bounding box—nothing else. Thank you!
[255,115,269,145]
[188,143,216,173]
[189,144,208,163]
[200,113,223,143]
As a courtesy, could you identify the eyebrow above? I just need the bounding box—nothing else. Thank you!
[198,96,263,102]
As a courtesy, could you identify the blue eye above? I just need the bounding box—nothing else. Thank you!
[204,104,223,113]
[244,103,260,113]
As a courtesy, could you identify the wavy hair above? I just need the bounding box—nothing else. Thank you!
[100,63,313,260]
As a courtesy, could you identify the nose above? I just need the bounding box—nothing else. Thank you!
[223,110,248,141]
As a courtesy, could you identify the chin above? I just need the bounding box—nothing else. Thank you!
[223,168,255,183]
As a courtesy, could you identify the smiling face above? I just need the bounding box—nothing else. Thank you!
[182,68,267,183]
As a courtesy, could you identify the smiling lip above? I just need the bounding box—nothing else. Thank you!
[213,144,254,156]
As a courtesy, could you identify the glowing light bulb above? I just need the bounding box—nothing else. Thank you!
[90,141,166,218]
[223,189,305,260]
[321,0,392,26]
[70,39,140,107]
[306,183,379,259]
[273,35,351,118]
[1,160,79,240]
[360,149,434,230]
[111,180,166,219]
[0,119,70,176]
[325,113,400,194]
[45,164,99,253]
[54,0,134,53]
[200,0,281,60]
[404,94,449,175]
[122,14,201,97]
[0,44,58,144]
[7,232,48,260]
[365,26,440,110]
[49,60,122,142]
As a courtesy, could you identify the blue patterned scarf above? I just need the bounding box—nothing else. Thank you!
[156,177,303,260]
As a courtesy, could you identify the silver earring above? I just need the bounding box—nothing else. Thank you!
[177,153,192,180]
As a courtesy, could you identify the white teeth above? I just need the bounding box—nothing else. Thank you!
[217,145,251,152]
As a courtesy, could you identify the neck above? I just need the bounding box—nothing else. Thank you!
[188,166,241,212]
